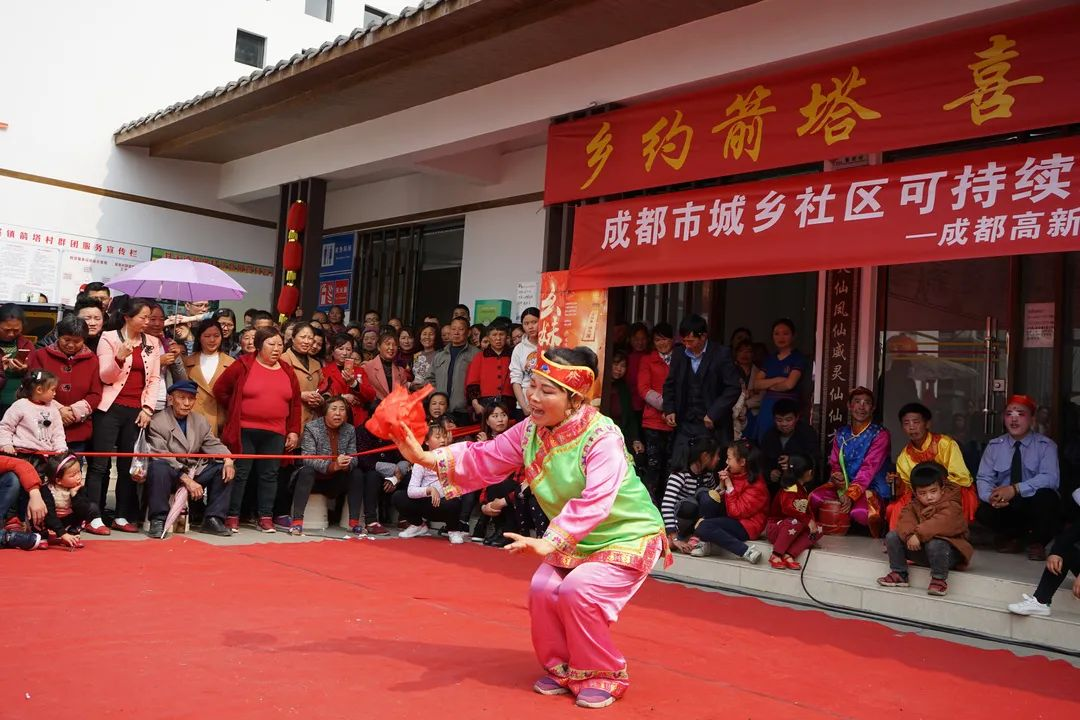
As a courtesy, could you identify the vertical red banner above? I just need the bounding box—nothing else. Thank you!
[538,271,608,405]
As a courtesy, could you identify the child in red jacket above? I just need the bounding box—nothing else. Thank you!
[689,440,769,563]
[765,453,821,570]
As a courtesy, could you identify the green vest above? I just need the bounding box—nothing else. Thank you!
[522,407,664,568]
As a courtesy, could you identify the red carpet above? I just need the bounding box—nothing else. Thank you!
[2,538,1078,718]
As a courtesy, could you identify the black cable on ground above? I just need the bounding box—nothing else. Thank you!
[654,546,1080,660]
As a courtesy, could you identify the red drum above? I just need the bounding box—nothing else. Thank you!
[818,500,851,536]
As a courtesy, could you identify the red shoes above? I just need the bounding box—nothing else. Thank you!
[82,520,112,536]
[770,554,803,570]
[111,519,139,533]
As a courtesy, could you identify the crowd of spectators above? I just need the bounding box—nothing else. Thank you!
[0,287,1076,618]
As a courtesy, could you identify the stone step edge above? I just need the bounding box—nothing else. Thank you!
[740,538,1068,596]
[656,562,1080,626]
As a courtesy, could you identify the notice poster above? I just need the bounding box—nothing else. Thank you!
[0,223,148,305]
[538,271,608,405]
[515,281,538,320]
[1023,302,1055,348]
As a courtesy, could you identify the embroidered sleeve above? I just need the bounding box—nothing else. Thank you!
[541,522,577,554]
[431,421,528,499]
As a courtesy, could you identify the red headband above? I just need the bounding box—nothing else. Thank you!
[533,350,595,398]
[1006,394,1036,414]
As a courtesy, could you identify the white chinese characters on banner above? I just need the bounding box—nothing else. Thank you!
[0,224,147,305]
[594,151,1079,251]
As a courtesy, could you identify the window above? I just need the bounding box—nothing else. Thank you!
[235,29,266,68]
[305,0,333,22]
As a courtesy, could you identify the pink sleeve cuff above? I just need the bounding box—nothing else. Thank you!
[541,521,578,555]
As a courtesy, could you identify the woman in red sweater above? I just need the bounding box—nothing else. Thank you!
[214,327,301,533]
[689,440,769,563]
[27,315,102,453]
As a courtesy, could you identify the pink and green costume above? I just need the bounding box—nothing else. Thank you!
[431,404,667,698]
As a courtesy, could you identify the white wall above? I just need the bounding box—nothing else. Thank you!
[322,145,544,229]
[458,202,546,316]
[0,0,372,307]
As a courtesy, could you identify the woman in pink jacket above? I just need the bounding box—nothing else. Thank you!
[84,298,161,534]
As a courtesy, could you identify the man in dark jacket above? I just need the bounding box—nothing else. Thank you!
[662,314,742,470]
[760,397,821,495]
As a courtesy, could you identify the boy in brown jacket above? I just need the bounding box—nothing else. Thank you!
[877,461,974,596]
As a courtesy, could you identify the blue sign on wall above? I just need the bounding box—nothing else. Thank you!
[316,233,356,313]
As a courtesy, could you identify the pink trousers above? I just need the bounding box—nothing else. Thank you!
[528,560,650,697]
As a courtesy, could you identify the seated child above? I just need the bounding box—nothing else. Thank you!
[660,434,720,552]
[1007,521,1080,617]
[877,461,973,596]
[765,453,821,570]
[392,419,467,544]
[34,454,91,548]
[687,440,769,563]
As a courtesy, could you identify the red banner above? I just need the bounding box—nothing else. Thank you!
[569,136,1080,289]
[545,6,1080,205]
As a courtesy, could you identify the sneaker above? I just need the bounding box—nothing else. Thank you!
[82,519,111,536]
[927,578,948,596]
[399,523,429,539]
[365,522,389,536]
[111,518,138,533]
[1,530,43,551]
[576,688,616,709]
[225,516,240,534]
[876,571,910,588]
[273,515,293,533]
[688,539,711,557]
[448,530,467,545]
[1008,593,1051,617]
[147,519,166,538]
[532,676,569,696]
[289,523,304,536]
[742,546,762,564]
[257,517,276,533]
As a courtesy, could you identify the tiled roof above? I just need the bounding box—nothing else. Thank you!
[114,0,449,136]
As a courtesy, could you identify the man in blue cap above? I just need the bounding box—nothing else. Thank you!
[145,379,235,537]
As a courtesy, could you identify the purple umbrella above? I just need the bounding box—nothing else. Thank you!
[161,486,188,538]
[105,258,246,301]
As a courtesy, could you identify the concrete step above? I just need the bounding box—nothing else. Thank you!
[655,538,1080,653]
[738,537,1076,607]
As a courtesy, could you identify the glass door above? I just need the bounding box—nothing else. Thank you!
[877,258,1011,459]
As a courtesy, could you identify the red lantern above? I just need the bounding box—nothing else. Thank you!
[286,201,308,232]
[282,241,303,272]
[276,284,300,317]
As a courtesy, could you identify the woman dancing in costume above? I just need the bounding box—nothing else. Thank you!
[393,347,667,709]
